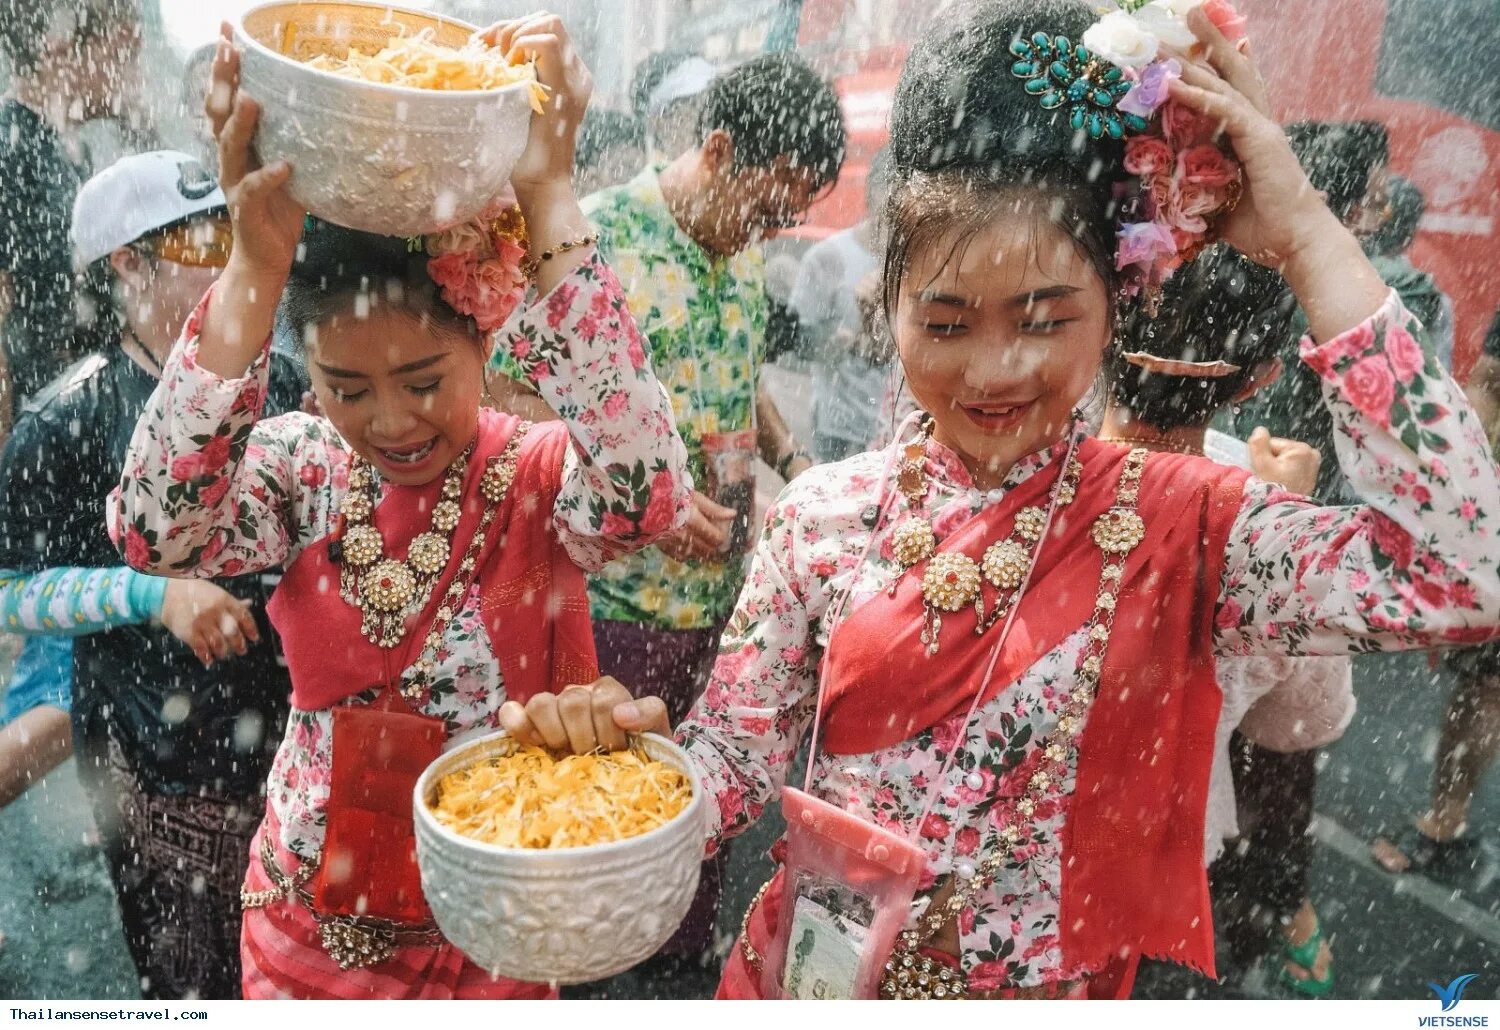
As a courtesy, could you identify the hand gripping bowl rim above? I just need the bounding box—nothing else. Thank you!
[413,730,707,864]
[233,0,540,102]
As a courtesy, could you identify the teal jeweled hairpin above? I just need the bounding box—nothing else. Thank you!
[1009,32,1150,140]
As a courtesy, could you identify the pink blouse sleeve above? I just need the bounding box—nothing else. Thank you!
[490,254,692,571]
[107,295,343,578]
[1216,291,1500,657]
[674,473,845,854]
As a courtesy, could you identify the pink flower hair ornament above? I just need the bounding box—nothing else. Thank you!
[413,197,531,334]
[1069,1,1249,304]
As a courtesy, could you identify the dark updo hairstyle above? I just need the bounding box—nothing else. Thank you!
[1285,119,1389,222]
[281,218,475,350]
[1109,244,1299,430]
[882,0,1126,318]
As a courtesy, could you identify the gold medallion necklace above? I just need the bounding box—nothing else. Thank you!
[877,446,1149,999]
[336,445,472,648]
[888,418,1084,655]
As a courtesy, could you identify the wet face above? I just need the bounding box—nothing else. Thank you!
[64,5,143,120]
[307,306,492,487]
[111,220,224,349]
[700,137,824,255]
[132,257,220,344]
[893,208,1111,490]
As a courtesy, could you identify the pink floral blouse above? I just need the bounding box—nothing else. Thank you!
[677,292,1500,991]
[110,254,692,860]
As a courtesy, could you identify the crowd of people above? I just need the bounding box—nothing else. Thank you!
[0,0,1496,1004]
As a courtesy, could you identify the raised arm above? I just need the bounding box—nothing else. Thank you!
[1163,10,1500,655]
[500,256,691,569]
[1216,293,1500,656]
[107,296,337,578]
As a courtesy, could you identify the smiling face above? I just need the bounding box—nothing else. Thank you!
[305,304,492,487]
[892,199,1112,490]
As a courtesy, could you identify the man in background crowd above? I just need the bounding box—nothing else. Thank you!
[631,49,717,161]
[1359,174,1455,368]
[789,150,894,462]
[0,0,142,432]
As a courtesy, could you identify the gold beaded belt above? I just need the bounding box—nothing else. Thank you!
[241,833,444,970]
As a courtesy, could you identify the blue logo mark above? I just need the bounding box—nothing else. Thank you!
[1429,974,1479,1012]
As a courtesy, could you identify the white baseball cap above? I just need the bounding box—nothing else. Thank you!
[647,57,716,116]
[72,150,227,268]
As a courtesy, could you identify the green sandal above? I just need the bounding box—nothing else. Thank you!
[1277,919,1334,998]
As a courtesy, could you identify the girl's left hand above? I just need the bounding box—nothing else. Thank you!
[1167,7,1336,268]
[477,12,592,205]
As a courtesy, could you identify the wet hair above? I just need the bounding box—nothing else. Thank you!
[1367,174,1425,256]
[1109,245,1298,430]
[280,219,474,351]
[576,109,645,172]
[0,0,134,73]
[696,53,847,189]
[1285,119,1389,221]
[882,0,1124,319]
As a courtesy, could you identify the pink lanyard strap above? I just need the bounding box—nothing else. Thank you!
[800,417,1082,848]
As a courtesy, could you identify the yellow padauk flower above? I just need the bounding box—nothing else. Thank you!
[639,586,669,614]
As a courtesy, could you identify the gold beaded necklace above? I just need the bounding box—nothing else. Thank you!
[888,417,1085,655]
[337,446,471,648]
[336,434,523,652]
[876,446,1149,1000]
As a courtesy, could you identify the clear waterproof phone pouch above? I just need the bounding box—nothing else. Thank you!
[759,787,929,1000]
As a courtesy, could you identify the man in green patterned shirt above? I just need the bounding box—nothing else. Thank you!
[491,52,844,959]
[495,52,843,692]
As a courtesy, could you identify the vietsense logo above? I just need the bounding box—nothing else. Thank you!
[1432,976,1480,1013]
[1418,975,1488,1028]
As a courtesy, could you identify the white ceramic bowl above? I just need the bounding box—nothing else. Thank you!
[414,731,707,985]
[234,1,533,237]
